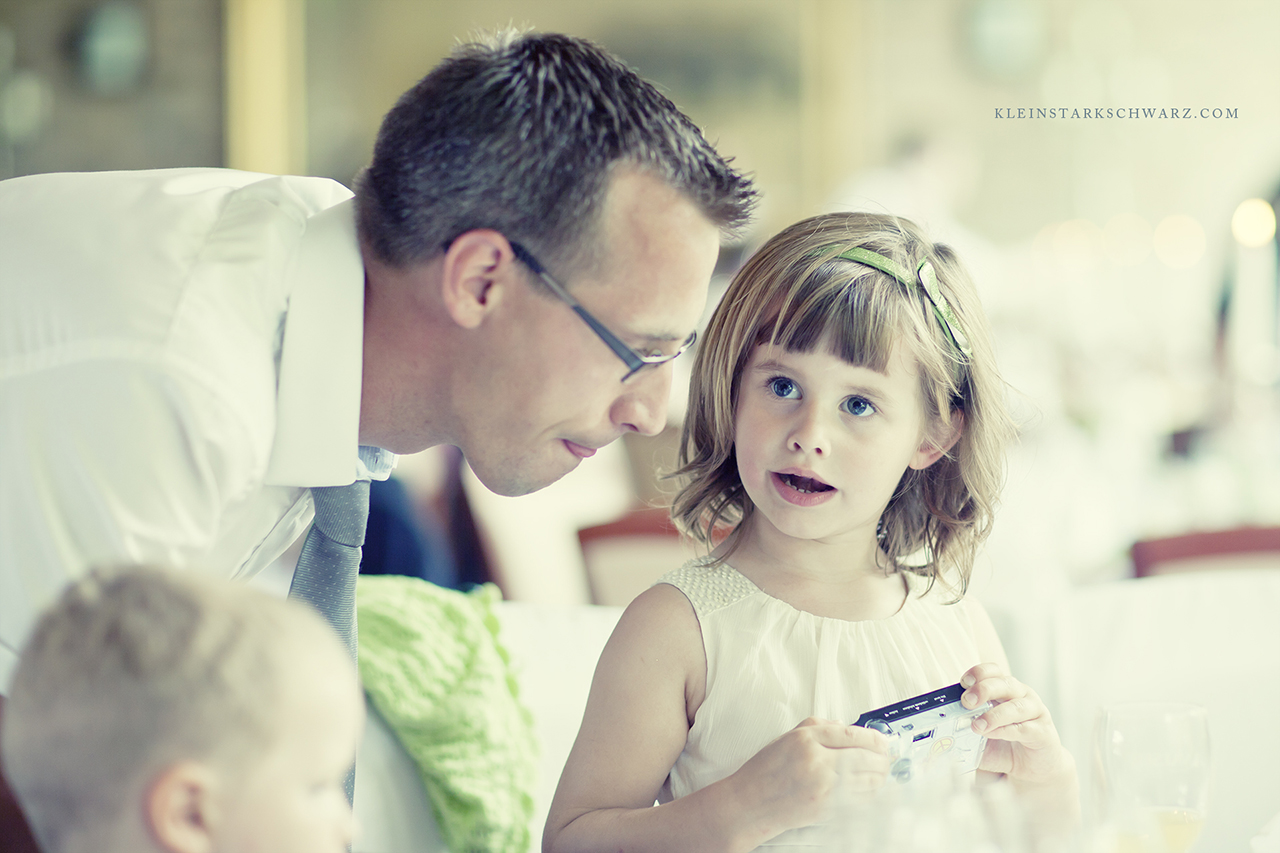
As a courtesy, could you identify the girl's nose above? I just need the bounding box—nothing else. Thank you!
[787,406,829,455]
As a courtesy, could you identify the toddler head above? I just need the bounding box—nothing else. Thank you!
[1,566,362,853]
[674,211,1011,588]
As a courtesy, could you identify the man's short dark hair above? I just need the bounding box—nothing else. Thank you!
[354,30,756,272]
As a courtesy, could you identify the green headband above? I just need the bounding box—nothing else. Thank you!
[835,247,973,360]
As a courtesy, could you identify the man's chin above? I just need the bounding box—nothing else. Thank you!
[467,454,580,498]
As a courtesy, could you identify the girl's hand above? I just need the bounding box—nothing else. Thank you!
[960,663,1074,785]
[724,717,891,838]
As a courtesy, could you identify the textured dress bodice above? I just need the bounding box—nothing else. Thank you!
[656,557,993,849]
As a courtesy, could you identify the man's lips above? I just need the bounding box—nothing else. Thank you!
[563,440,598,459]
[770,470,837,506]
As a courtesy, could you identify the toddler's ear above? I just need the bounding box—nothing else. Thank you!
[909,411,964,470]
[146,761,218,853]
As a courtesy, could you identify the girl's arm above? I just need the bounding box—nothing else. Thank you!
[543,584,889,853]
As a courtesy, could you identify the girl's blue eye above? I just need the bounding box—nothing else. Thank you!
[842,396,875,417]
[767,376,799,399]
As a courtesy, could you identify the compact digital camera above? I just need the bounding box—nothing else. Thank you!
[854,682,992,784]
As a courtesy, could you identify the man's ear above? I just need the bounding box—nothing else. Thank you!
[908,410,964,470]
[145,761,218,853]
[439,230,516,330]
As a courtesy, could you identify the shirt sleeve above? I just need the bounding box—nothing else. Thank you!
[0,359,263,690]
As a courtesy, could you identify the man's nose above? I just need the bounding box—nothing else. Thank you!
[612,364,673,436]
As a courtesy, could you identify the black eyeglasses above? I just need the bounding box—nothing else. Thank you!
[508,240,697,382]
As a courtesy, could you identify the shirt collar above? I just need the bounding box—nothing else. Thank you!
[264,197,370,487]
[356,445,397,482]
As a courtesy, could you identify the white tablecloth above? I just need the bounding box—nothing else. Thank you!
[1051,568,1280,851]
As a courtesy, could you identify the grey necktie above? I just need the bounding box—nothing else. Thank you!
[288,479,371,804]
[289,480,371,659]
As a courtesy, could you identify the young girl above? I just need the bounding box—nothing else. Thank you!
[543,212,1077,852]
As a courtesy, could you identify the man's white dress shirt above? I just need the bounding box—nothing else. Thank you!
[0,168,390,689]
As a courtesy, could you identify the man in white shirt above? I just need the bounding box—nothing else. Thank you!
[0,30,754,847]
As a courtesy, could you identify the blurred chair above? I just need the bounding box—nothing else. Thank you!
[1048,569,1280,851]
[577,506,698,606]
[462,441,636,605]
[1130,525,1280,577]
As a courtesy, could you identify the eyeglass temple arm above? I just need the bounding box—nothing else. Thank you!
[565,296,644,369]
[510,242,645,371]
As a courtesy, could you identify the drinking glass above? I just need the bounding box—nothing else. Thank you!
[1094,703,1211,853]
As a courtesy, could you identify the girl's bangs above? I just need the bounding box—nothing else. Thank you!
[756,262,899,373]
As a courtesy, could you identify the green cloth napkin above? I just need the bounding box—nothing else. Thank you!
[357,576,537,853]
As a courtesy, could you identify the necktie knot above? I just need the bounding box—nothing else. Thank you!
[310,481,371,547]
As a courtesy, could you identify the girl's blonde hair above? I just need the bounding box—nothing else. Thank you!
[672,212,1012,593]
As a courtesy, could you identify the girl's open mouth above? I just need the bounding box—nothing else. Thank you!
[776,472,834,494]
[770,471,837,506]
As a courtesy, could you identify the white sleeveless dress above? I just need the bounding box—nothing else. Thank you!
[656,557,997,849]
